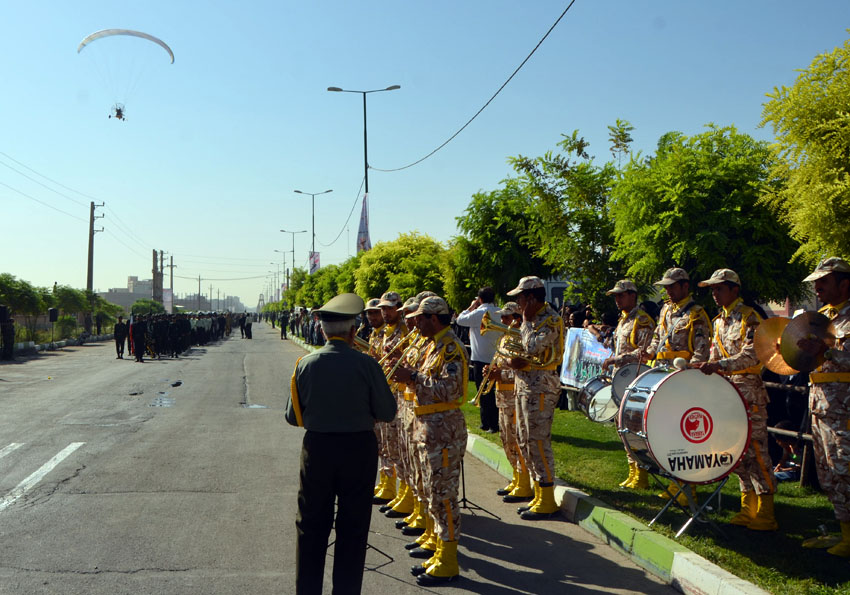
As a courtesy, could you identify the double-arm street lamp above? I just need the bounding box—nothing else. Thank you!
[293,189,332,268]
[280,229,307,282]
[327,85,400,196]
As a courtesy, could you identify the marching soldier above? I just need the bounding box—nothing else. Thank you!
[797,257,850,556]
[645,267,711,504]
[364,298,393,501]
[113,315,128,359]
[505,276,565,521]
[485,302,535,503]
[601,280,656,489]
[393,296,468,585]
[697,269,777,530]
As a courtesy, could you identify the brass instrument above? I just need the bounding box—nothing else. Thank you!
[479,311,558,369]
[354,335,370,353]
[471,366,497,406]
[378,330,416,365]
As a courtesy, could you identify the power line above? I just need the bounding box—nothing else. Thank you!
[0,151,98,202]
[0,180,87,222]
[317,176,365,248]
[0,158,88,208]
[174,274,269,282]
[370,0,578,173]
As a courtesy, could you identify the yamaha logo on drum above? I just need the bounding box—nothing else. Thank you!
[667,451,734,474]
[680,407,713,444]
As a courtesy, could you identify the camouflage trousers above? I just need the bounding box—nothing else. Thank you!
[810,397,850,522]
[516,387,559,484]
[495,388,523,471]
[416,409,467,541]
[395,396,414,487]
[378,409,400,478]
[730,376,775,495]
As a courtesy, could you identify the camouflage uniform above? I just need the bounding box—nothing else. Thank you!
[709,298,775,495]
[647,295,711,366]
[412,326,468,542]
[368,323,391,478]
[514,303,565,484]
[492,334,522,472]
[381,320,408,479]
[810,301,850,522]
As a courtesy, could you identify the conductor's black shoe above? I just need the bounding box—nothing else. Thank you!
[520,510,559,521]
[401,525,425,536]
[417,573,459,586]
[404,541,423,550]
[410,565,429,576]
[408,547,435,559]
[502,494,532,503]
[394,519,408,529]
[384,509,408,519]
[378,504,393,513]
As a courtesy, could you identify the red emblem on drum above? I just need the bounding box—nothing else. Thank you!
[680,407,713,443]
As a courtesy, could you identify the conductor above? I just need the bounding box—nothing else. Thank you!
[285,293,397,595]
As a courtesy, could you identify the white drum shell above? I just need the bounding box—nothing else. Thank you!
[611,363,651,404]
[578,376,613,421]
[618,368,751,484]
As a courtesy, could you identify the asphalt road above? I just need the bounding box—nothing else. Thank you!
[0,324,675,594]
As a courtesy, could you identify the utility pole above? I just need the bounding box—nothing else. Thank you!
[85,201,104,333]
[198,276,201,311]
[168,256,175,294]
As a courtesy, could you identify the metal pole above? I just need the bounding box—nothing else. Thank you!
[362,92,368,194]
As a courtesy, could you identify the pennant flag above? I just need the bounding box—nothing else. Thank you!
[309,251,320,274]
[356,193,371,253]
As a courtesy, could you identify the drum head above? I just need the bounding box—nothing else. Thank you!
[612,363,651,403]
[578,376,611,419]
[644,369,750,484]
[587,386,617,422]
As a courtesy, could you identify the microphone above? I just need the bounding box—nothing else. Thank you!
[673,357,689,371]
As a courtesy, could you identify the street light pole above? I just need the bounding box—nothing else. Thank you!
[327,85,400,196]
[280,229,307,284]
[293,189,332,270]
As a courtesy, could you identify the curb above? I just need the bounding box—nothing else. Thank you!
[465,433,770,595]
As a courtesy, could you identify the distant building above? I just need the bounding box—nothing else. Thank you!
[99,275,246,313]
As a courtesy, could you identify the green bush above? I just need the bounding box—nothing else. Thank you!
[56,315,77,340]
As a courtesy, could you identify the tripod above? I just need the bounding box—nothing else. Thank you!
[327,504,395,571]
[458,458,501,520]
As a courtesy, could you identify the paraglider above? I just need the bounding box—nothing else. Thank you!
[77,29,173,121]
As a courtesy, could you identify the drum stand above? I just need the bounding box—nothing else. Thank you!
[647,473,728,539]
[459,459,501,520]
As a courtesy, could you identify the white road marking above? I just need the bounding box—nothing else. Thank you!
[0,443,23,460]
[0,442,85,513]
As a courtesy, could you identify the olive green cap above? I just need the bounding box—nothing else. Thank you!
[315,293,365,321]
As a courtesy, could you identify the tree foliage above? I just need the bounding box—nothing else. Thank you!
[760,35,850,263]
[445,178,552,309]
[130,298,166,315]
[354,232,445,301]
[609,124,807,304]
[509,130,622,313]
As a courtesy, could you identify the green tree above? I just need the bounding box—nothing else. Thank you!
[445,178,552,309]
[284,267,308,307]
[0,274,46,340]
[608,118,634,168]
[130,298,166,315]
[609,124,808,305]
[509,130,622,313]
[354,232,445,301]
[760,35,850,263]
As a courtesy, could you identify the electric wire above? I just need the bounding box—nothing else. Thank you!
[370,0,577,173]
[0,158,88,208]
[0,151,98,202]
[0,180,88,223]
[317,176,365,248]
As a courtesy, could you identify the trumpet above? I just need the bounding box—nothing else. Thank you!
[378,331,416,366]
[471,365,498,406]
[480,311,558,369]
[354,335,370,353]
[384,341,419,391]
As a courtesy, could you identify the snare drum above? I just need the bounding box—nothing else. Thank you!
[611,363,651,404]
[618,368,750,484]
[577,375,614,422]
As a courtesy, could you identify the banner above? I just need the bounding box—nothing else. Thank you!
[162,288,173,314]
[309,251,320,274]
[356,193,371,253]
[559,328,613,388]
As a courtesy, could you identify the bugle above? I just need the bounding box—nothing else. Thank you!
[471,366,497,406]
[480,311,558,369]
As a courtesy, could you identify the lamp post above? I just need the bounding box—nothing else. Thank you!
[280,229,307,283]
[327,85,400,196]
[293,189,332,271]
[274,249,288,292]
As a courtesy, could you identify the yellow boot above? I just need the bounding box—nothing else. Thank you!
[520,482,559,520]
[619,462,636,488]
[729,491,758,526]
[517,481,540,513]
[409,514,433,548]
[402,499,427,535]
[497,468,519,496]
[373,470,396,502]
[827,522,850,557]
[389,483,415,516]
[658,482,691,507]
[629,466,649,489]
[383,481,406,511]
[417,539,459,585]
[503,471,534,503]
[410,533,440,576]
[374,471,387,496]
[747,493,778,531]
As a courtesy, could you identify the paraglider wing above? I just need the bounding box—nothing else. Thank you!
[77,29,174,64]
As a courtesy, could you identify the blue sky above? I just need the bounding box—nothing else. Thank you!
[2,1,847,308]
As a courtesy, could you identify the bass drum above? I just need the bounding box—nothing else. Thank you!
[611,363,651,404]
[577,375,615,422]
[618,368,751,484]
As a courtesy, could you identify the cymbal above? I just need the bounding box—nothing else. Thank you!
[754,317,798,375]
[779,312,837,373]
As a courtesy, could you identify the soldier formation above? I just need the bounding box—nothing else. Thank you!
[116,311,233,362]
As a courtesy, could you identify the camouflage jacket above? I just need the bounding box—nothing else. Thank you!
[611,306,655,370]
[515,303,564,394]
[810,301,850,417]
[648,295,711,364]
[709,299,763,374]
[411,326,468,415]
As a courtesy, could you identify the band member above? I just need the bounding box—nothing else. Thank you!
[376,292,408,511]
[113,316,128,359]
[646,267,711,504]
[363,298,392,501]
[697,269,777,530]
[393,296,468,585]
[505,276,565,521]
[601,280,656,489]
[485,302,534,502]
[797,258,850,556]
[285,293,397,595]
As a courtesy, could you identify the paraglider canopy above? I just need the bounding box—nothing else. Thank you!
[77,29,174,63]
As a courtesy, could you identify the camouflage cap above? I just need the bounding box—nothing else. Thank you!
[401,297,419,313]
[410,296,450,317]
[377,291,402,308]
[495,301,520,317]
[698,268,741,287]
[803,257,850,282]
[653,267,690,286]
[364,298,381,311]
[506,275,545,296]
[315,293,365,321]
[415,290,438,301]
[605,279,638,295]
